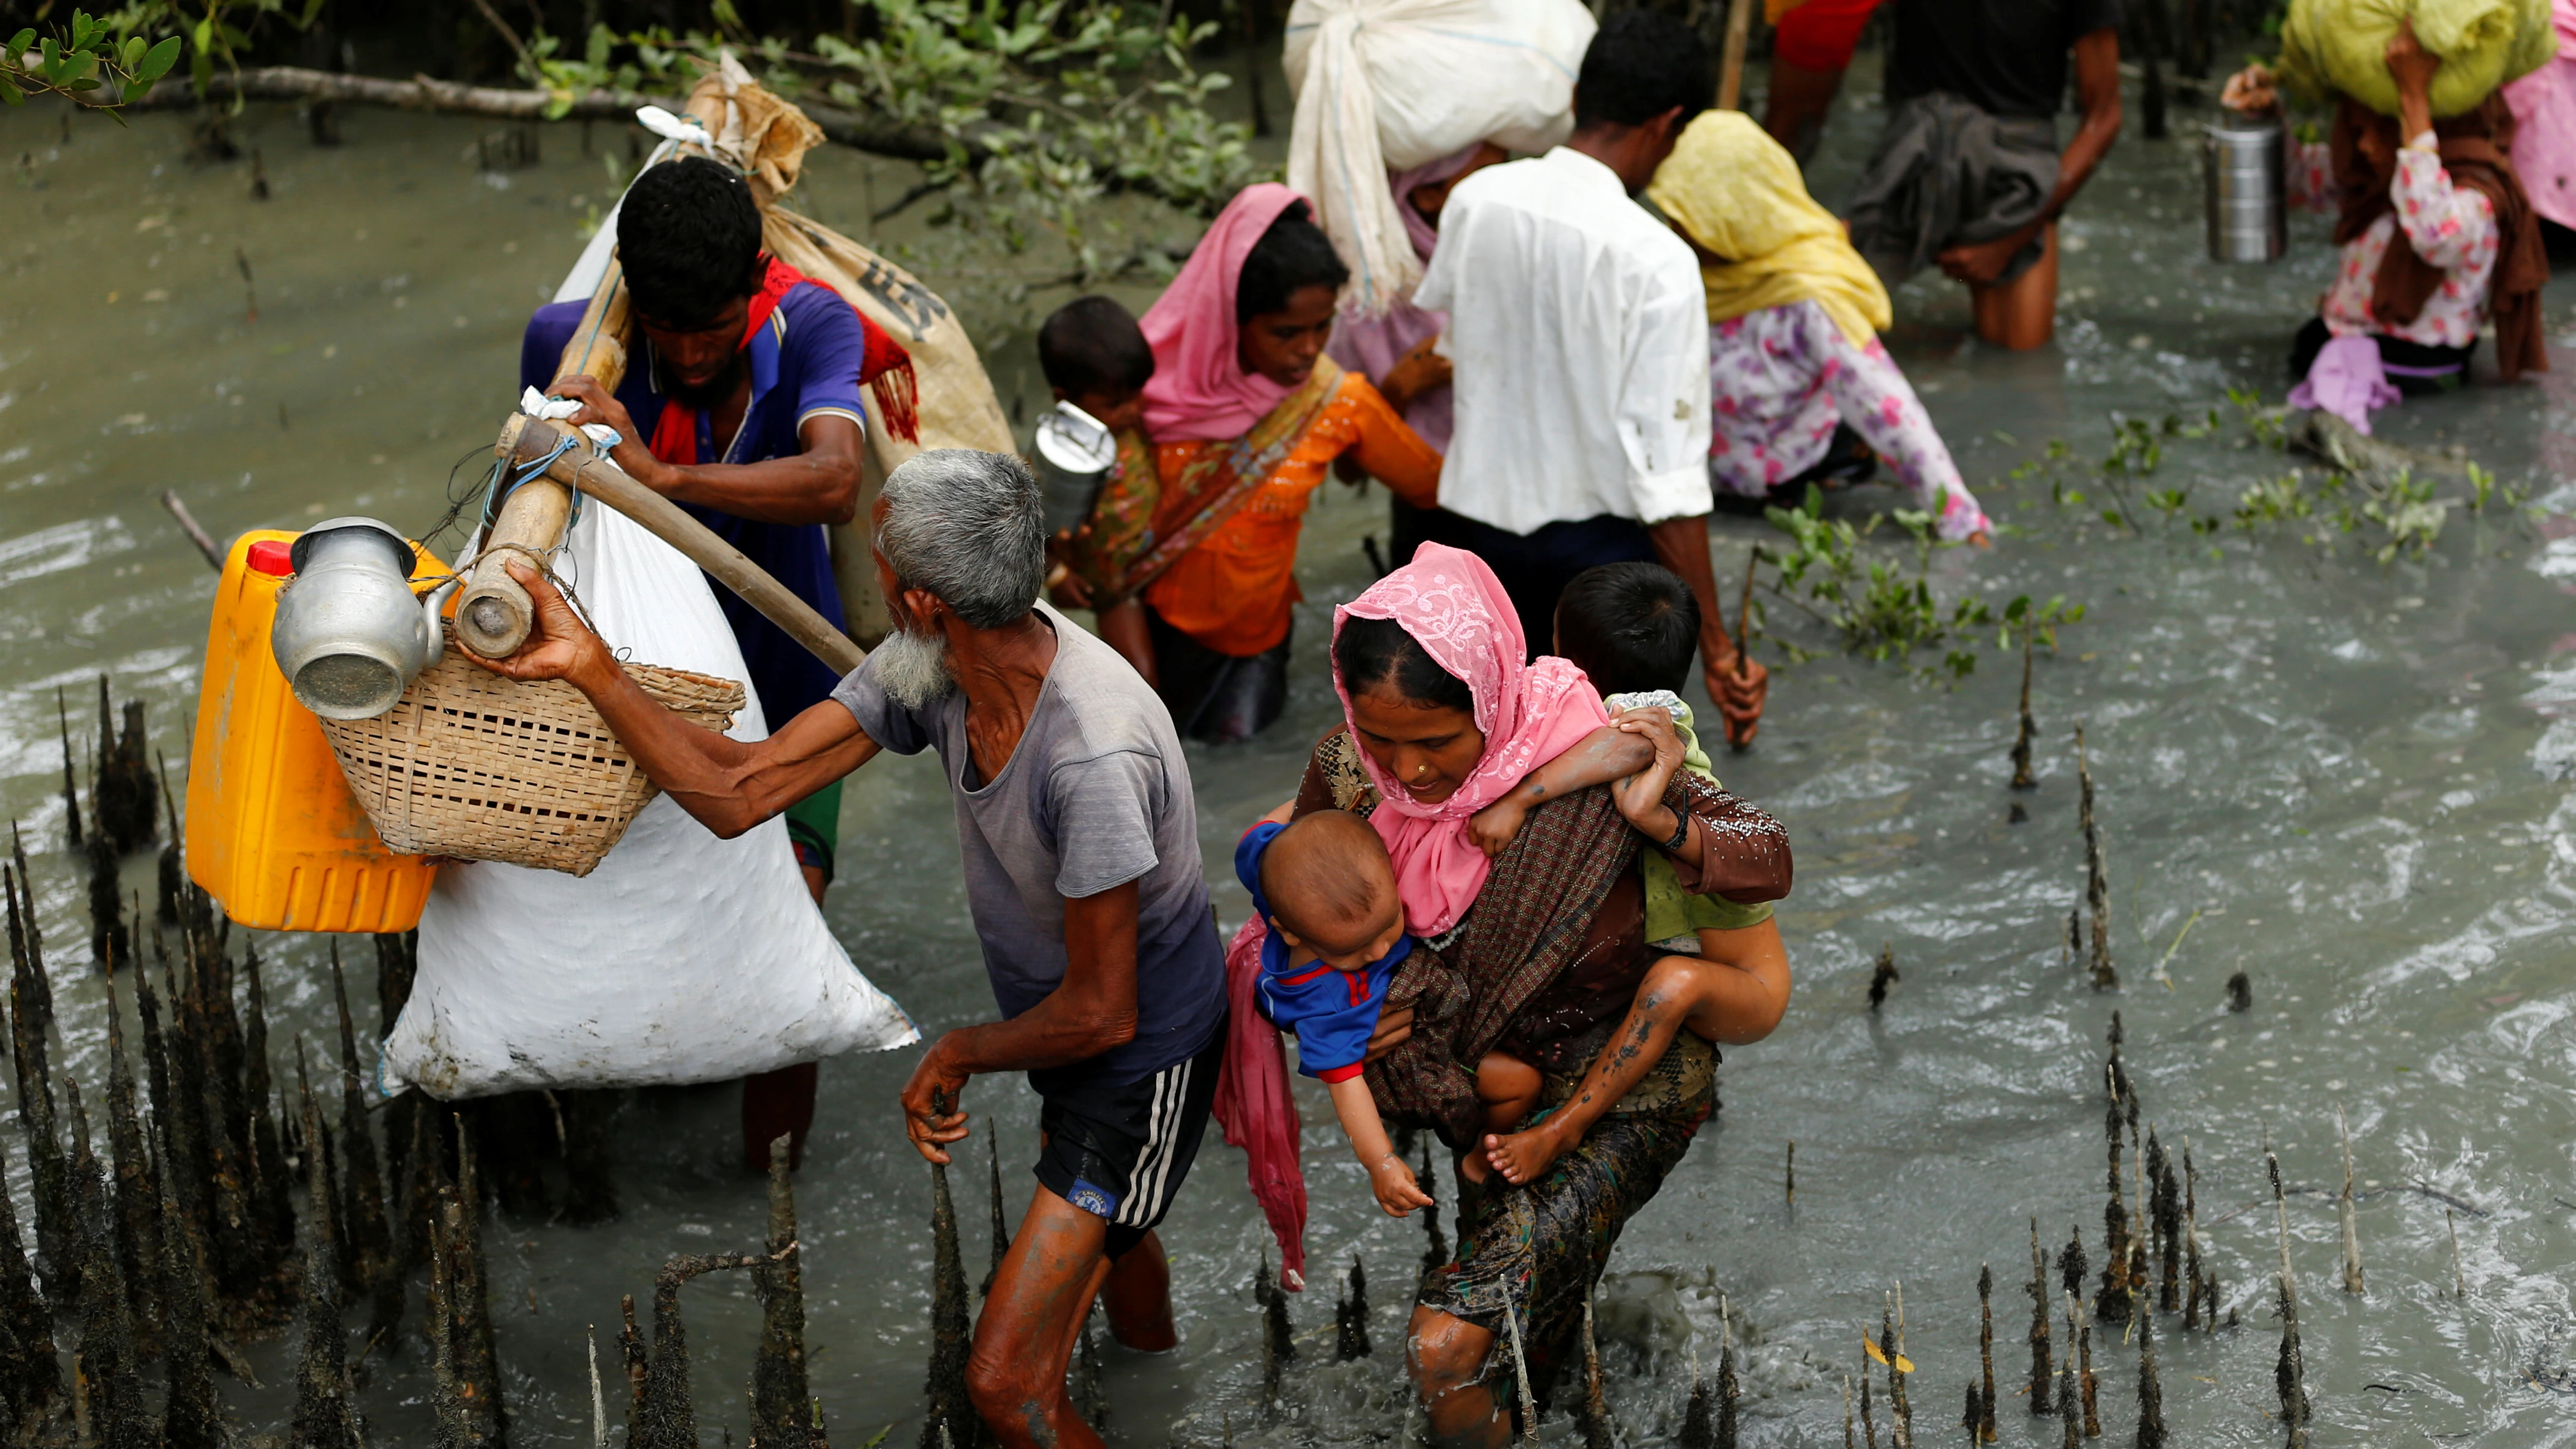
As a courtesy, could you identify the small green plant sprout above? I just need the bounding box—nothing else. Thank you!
[1996,594,2085,653]
[1760,490,2025,680]
[2467,462,2497,512]
[2145,487,2192,525]
[2359,468,2445,563]
[2227,386,2289,450]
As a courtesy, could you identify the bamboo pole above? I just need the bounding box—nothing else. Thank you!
[1716,0,1757,112]
[460,88,729,662]
[494,415,867,676]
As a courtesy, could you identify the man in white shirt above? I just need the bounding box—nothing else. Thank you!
[1413,9,1769,743]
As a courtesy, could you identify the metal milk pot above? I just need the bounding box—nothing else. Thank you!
[270,518,458,721]
[2204,114,2288,263]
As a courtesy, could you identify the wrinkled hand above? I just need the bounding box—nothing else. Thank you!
[2220,64,2280,115]
[459,561,613,688]
[1610,710,1685,835]
[2386,21,2440,101]
[1936,234,2026,286]
[1364,1006,1414,1062]
[1367,1151,1435,1217]
[543,375,668,491]
[1466,796,1531,859]
[1707,651,1770,749]
[898,1035,975,1165]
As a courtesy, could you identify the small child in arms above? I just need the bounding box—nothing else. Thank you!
[1238,809,1540,1216]
[1464,562,1793,1185]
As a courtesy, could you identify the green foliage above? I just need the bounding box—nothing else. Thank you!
[0,1,304,112]
[2226,465,2449,562]
[524,1,1265,274]
[1759,488,2018,681]
[2357,468,2446,563]
[1996,592,2085,652]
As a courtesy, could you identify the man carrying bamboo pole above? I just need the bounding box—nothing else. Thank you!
[470,449,1227,1449]
[521,155,918,1169]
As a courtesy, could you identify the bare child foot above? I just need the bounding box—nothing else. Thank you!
[1483,1117,1570,1185]
[1464,1050,1543,1186]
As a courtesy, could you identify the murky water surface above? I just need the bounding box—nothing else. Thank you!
[5,59,2576,1447]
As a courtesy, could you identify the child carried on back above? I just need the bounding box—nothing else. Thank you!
[1241,562,1792,1214]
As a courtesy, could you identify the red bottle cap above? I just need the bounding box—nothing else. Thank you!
[245,540,294,576]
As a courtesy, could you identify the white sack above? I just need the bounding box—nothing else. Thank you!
[1283,0,1595,315]
[385,502,918,1098]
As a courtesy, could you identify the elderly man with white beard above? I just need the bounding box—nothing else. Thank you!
[469,448,1227,1449]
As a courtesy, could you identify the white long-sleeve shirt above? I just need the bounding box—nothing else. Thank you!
[1415,147,1714,535]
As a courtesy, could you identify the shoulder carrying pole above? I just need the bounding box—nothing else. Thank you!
[493,414,868,678]
[456,89,729,660]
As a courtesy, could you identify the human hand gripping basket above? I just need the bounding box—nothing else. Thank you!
[316,627,743,877]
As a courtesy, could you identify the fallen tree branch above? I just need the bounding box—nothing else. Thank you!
[111,66,962,164]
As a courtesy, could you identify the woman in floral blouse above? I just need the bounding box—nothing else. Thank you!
[2226,24,2550,434]
[1644,111,1992,544]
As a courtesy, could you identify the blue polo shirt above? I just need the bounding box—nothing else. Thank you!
[1235,822,1412,1084]
[519,281,869,728]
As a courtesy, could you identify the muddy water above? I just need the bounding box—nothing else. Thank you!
[6,59,2576,1447]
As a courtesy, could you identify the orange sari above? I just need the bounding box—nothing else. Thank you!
[1142,365,1442,657]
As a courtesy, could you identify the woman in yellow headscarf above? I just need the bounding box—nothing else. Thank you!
[1647,111,1990,543]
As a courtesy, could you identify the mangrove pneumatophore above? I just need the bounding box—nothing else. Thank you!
[752,1134,815,1449]
[920,1091,974,1449]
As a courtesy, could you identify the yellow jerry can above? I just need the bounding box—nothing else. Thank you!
[185,530,442,932]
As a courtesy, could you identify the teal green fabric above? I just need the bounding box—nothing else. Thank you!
[783,779,844,885]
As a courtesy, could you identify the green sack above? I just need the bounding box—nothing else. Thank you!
[2279,0,2559,116]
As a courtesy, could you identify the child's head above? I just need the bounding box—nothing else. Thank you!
[1553,562,1701,696]
[1260,810,1405,971]
[1037,295,1155,434]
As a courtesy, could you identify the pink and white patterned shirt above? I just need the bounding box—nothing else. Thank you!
[2310,135,2500,349]
[1705,302,1991,541]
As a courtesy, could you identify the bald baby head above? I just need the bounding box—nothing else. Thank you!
[1260,809,1402,960]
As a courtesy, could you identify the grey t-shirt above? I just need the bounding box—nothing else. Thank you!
[833,604,1225,1090]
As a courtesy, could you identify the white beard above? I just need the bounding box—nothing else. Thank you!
[872,623,956,711]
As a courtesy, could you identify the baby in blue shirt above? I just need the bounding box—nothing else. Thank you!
[1236,810,1434,1217]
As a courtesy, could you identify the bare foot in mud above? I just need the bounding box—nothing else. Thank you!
[1482,1123,1568,1185]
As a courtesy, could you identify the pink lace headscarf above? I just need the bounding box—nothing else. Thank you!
[1213,542,1609,1291]
[1333,543,1611,937]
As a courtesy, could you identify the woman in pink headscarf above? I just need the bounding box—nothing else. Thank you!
[1209,544,1792,1438]
[1072,182,1445,743]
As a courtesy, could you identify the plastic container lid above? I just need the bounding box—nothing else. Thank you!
[246,540,295,576]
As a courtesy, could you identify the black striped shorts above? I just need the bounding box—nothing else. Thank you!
[1034,1027,1225,1259]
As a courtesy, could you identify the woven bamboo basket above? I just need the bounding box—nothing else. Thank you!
[317,638,743,877]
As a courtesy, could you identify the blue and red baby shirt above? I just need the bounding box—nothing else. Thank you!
[1235,821,1413,1084]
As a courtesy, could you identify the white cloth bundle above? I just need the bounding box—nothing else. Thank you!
[384,493,918,1097]
[1283,0,1596,315]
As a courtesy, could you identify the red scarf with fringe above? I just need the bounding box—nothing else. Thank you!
[649,254,919,464]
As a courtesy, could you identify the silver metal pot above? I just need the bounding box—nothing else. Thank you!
[2204,115,2287,263]
[1032,402,1118,536]
[271,518,460,721]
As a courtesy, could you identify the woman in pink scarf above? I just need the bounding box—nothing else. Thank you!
[1078,183,1446,743]
[1208,548,1791,1424]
